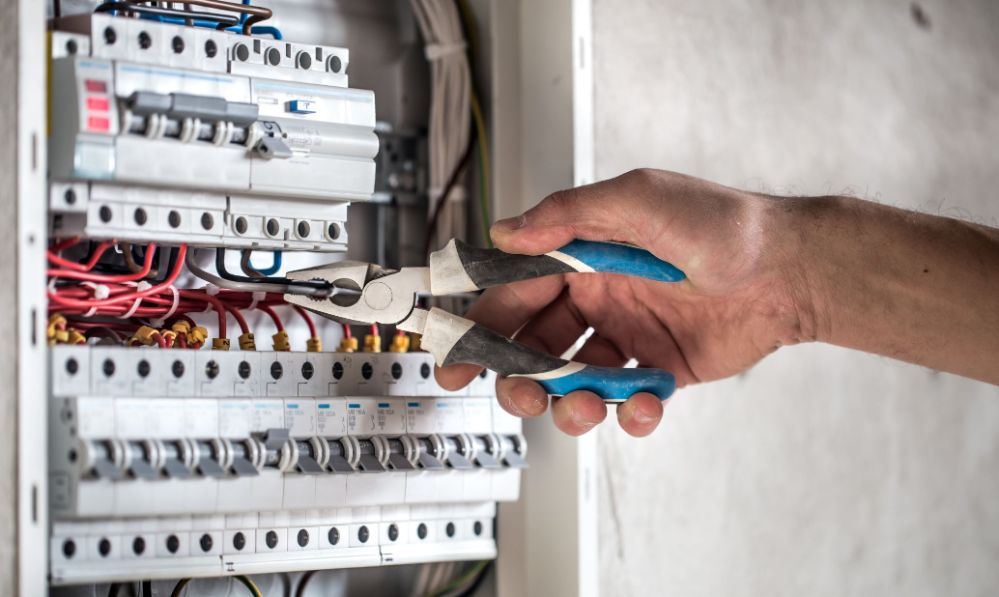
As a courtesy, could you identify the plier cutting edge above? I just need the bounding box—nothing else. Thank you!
[284,239,686,403]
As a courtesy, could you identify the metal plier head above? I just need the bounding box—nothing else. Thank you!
[284,261,431,326]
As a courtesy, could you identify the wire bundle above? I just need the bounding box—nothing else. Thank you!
[47,240,319,351]
[410,0,472,253]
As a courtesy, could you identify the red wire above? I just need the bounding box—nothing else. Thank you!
[370,323,379,336]
[47,245,188,309]
[342,324,352,338]
[291,305,317,338]
[47,241,114,272]
[48,244,157,282]
[50,236,82,252]
[224,304,249,335]
[396,328,406,337]
[257,304,285,332]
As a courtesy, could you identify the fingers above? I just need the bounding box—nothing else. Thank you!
[496,377,667,437]
[571,332,628,368]
[491,170,660,255]
[616,392,665,437]
[495,376,549,418]
[435,275,565,391]
[513,289,588,359]
[550,391,608,436]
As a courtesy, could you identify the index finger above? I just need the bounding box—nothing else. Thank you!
[434,274,565,390]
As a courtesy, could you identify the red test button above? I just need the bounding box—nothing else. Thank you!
[87,96,110,111]
[85,79,108,93]
[87,116,110,132]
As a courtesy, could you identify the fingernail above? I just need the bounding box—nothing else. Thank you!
[493,214,527,232]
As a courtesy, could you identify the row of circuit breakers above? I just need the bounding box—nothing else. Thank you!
[45,13,524,585]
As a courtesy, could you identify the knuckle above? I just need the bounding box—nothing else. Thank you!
[540,187,581,213]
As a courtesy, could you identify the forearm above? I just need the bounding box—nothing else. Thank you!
[785,195,999,383]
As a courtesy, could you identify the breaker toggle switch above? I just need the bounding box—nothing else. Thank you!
[294,439,325,474]
[253,122,293,159]
[260,428,290,451]
[82,439,125,481]
[160,440,192,479]
[326,438,356,474]
[385,437,417,471]
[355,438,386,473]
[413,435,446,470]
[499,435,529,469]
[471,434,503,469]
[229,439,262,477]
[125,440,160,480]
[193,440,226,478]
[442,435,474,470]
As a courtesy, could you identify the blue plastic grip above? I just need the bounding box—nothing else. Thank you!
[535,365,676,402]
[554,240,685,282]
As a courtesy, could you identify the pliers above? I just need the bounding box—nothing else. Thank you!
[284,239,686,403]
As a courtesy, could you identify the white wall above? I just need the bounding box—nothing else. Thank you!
[592,1,999,595]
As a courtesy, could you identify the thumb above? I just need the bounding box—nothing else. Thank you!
[490,171,656,255]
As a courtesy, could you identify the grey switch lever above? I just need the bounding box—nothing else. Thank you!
[128,458,159,480]
[261,428,290,451]
[93,458,123,481]
[357,454,385,473]
[194,441,226,477]
[196,457,225,477]
[254,123,292,159]
[296,454,325,474]
[446,452,474,470]
[415,437,445,470]
[163,458,192,479]
[326,440,355,474]
[355,439,385,473]
[472,436,502,469]
[230,457,259,477]
[386,438,415,471]
[387,453,414,471]
[443,436,474,470]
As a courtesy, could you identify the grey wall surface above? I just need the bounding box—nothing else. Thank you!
[592,1,999,596]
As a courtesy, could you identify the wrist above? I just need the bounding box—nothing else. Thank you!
[760,194,850,346]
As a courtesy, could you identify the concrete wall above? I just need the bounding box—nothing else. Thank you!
[592,1,999,596]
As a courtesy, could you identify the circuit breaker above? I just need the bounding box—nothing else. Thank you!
[43,3,521,590]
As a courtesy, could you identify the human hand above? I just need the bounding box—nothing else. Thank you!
[436,169,816,437]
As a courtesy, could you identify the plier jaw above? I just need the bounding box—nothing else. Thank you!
[284,262,431,327]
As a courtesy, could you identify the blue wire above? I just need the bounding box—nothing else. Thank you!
[251,251,283,275]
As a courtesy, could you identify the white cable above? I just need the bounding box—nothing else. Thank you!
[121,296,144,319]
[247,291,266,311]
[80,281,111,300]
[150,286,180,327]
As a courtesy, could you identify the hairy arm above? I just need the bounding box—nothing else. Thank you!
[791,196,999,383]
